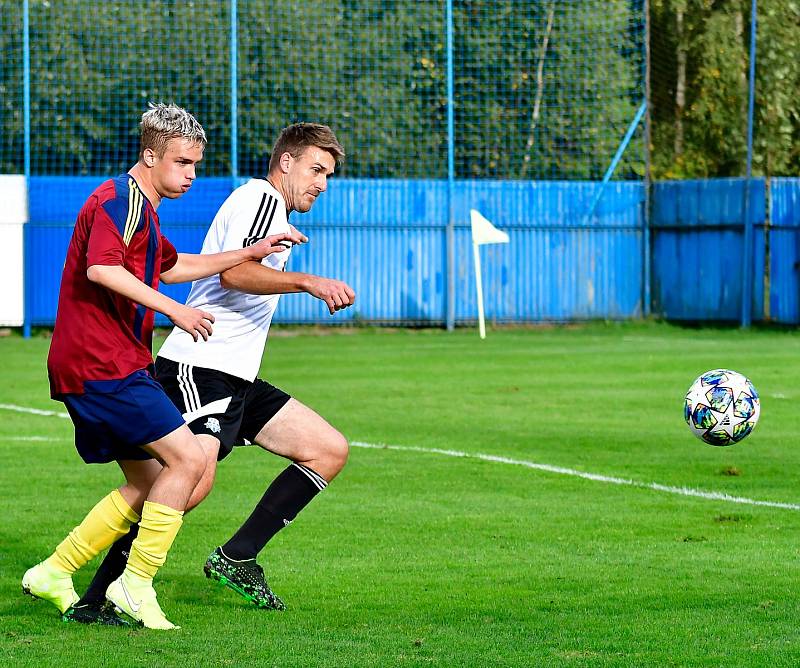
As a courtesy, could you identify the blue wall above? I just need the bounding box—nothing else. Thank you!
[29,175,800,327]
[25,177,646,326]
[767,179,800,324]
[651,177,800,324]
[651,178,765,321]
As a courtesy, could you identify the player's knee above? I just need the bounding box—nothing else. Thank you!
[173,441,207,485]
[324,431,349,477]
[189,449,208,485]
[185,470,215,512]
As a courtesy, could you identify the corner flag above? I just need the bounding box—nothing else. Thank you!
[469,209,509,339]
[470,209,510,245]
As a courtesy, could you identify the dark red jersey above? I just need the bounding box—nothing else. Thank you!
[48,174,179,396]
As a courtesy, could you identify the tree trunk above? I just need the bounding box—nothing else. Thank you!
[521,3,555,178]
[735,8,749,173]
[674,5,686,159]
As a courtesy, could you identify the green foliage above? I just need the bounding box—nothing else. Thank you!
[2,1,645,180]
[0,3,24,174]
[651,0,800,178]
[455,1,645,180]
[752,1,800,175]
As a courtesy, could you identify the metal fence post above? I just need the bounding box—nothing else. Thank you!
[445,0,456,331]
[741,0,757,327]
[23,0,31,338]
[643,0,651,318]
[230,0,239,188]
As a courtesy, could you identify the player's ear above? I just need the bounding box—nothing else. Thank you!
[142,148,157,168]
[279,151,293,174]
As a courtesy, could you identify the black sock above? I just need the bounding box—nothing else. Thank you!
[77,523,140,606]
[221,463,327,561]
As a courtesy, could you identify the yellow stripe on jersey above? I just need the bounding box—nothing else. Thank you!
[123,178,144,246]
[131,185,144,245]
[122,179,135,245]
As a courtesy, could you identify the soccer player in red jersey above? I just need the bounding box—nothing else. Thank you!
[21,103,302,630]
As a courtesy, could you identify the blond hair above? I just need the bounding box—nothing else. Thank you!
[139,102,207,158]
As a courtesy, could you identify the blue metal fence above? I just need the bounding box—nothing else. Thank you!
[25,175,800,326]
[25,177,646,326]
[650,177,800,324]
[766,179,800,324]
[651,178,763,321]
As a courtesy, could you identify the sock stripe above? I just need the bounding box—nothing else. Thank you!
[292,463,328,491]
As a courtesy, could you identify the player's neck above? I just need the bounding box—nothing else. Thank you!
[265,174,288,208]
[128,163,161,210]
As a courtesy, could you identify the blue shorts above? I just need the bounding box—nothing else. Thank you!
[60,370,186,464]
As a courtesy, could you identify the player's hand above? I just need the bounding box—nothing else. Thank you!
[247,230,306,260]
[288,224,308,245]
[308,277,356,315]
[169,304,215,341]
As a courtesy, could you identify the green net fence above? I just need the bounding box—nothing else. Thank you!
[1,0,645,180]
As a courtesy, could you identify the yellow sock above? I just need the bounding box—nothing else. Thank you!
[125,501,184,580]
[46,489,140,574]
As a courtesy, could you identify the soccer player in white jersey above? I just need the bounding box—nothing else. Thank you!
[62,122,355,623]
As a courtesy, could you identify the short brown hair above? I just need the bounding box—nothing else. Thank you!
[140,102,207,159]
[268,123,345,172]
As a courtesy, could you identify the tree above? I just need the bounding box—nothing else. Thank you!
[2,0,647,180]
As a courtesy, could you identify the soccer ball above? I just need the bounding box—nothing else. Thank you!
[684,369,760,446]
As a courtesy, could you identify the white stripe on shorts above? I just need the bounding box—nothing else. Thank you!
[177,363,201,413]
[182,396,233,426]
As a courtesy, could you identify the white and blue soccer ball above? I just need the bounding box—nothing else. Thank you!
[684,369,760,446]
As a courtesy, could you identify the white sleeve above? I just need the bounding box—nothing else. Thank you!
[221,189,283,252]
[213,188,292,270]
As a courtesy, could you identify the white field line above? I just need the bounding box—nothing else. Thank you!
[351,442,800,512]
[0,403,70,418]
[1,403,797,512]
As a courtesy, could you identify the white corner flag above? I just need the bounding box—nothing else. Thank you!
[470,209,509,339]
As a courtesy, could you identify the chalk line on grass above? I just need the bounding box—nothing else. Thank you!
[0,403,70,418]
[2,402,796,511]
[351,442,800,511]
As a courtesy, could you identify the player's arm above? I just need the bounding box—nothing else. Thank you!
[86,264,215,341]
[160,231,305,284]
[220,262,356,315]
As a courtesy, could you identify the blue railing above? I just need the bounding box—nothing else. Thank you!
[31,176,800,328]
[651,177,800,324]
[24,177,646,327]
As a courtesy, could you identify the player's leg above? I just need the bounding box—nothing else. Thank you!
[105,424,207,630]
[148,356,234,511]
[21,488,141,614]
[222,398,348,558]
[59,458,162,626]
[21,394,160,616]
[205,392,348,609]
[65,437,221,625]
[251,397,349,481]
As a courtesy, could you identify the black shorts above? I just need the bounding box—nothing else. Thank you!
[154,357,291,461]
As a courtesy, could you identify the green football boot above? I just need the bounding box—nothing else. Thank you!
[204,547,285,610]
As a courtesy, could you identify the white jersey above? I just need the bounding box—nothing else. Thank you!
[157,178,290,381]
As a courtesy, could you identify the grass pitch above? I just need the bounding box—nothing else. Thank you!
[3,322,800,667]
